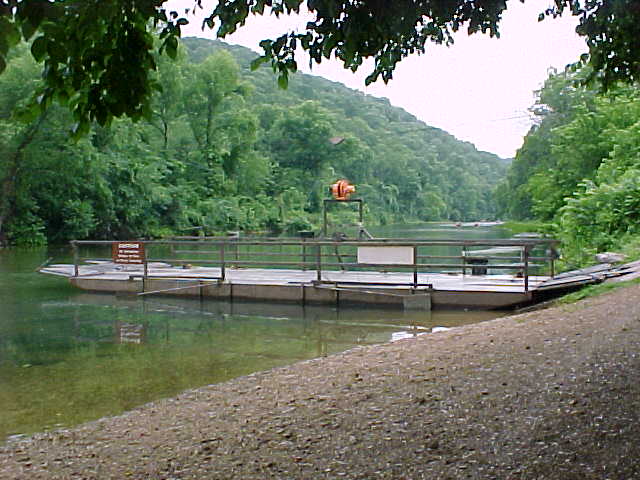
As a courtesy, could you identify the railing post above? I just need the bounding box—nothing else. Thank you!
[462,245,467,275]
[220,240,226,282]
[299,231,315,271]
[301,237,307,271]
[72,241,79,277]
[524,246,529,292]
[227,231,240,262]
[143,242,148,280]
[413,245,418,288]
[316,242,322,282]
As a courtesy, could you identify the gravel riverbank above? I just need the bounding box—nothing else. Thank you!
[2,284,640,479]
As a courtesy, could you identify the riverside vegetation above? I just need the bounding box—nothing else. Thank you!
[0,38,508,247]
[497,68,640,269]
[3,37,639,274]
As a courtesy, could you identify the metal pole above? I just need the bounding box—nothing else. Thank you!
[462,245,466,275]
[302,237,307,271]
[143,244,148,279]
[413,245,418,288]
[143,243,148,294]
[220,240,226,282]
[72,241,79,277]
[316,243,322,282]
[524,246,529,292]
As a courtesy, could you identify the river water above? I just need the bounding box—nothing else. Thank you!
[0,223,512,442]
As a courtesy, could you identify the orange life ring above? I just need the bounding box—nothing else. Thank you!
[330,180,356,200]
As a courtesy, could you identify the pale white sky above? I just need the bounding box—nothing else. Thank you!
[166,1,586,158]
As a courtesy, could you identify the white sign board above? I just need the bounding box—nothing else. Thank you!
[357,246,414,265]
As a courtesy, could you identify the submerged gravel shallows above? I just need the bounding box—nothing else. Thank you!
[2,284,640,479]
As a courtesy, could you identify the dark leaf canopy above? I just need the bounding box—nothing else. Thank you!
[1,0,639,128]
[0,0,185,133]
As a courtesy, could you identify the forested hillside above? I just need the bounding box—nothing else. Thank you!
[497,69,640,267]
[0,38,507,246]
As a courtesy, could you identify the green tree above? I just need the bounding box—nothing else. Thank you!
[499,65,640,265]
[265,101,336,211]
[2,1,640,127]
[149,43,187,152]
[496,69,596,220]
[1,37,511,244]
[0,45,45,244]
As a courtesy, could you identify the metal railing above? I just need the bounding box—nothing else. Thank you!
[70,237,559,292]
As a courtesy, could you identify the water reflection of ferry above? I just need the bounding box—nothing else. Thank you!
[58,293,505,352]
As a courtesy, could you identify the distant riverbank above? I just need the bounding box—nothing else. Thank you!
[2,282,639,479]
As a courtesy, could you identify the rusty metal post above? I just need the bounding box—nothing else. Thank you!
[72,241,79,277]
[524,246,529,292]
[220,240,226,282]
[143,242,149,279]
[299,231,314,271]
[142,242,148,294]
[316,242,322,282]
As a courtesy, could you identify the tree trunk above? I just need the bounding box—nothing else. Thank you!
[0,115,46,246]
